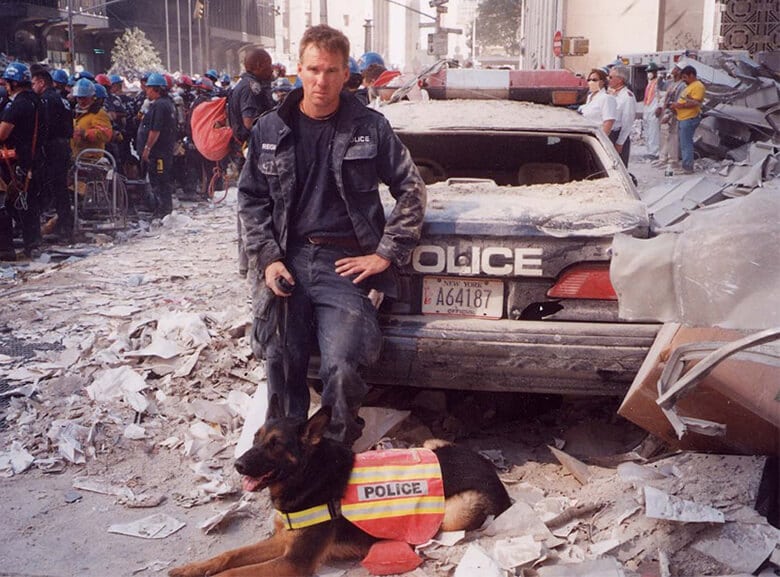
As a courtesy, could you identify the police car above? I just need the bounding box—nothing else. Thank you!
[311,99,659,396]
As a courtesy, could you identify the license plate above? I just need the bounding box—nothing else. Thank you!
[422,276,504,319]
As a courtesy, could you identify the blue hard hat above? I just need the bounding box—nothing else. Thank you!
[349,57,360,75]
[2,62,31,83]
[220,73,230,84]
[205,69,218,81]
[146,72,167,87]
[74,70,94,81]
[67,74,76,86]
[358,52,384,72]
[52,69,69,84]
[94,83,108,99]
[72,78,96,98]
[109,74,122,85]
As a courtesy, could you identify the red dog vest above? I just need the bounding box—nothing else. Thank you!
[277,448,445,545]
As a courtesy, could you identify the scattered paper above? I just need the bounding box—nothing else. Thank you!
[549,446,593,484]
[199,496,254,533]
[644,486,725,523]
[691,521,779,573]
[234,382,268,459]
[491,534,544,570]
[108,513,185,539]
[454,544,503,577]
[0,442,35,477]
[87,366,149,413]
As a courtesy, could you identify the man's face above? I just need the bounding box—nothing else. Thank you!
[298,44,349,113]
[145,85,158,100]
[681,73,694,84]
[608,70,623,89]
[31,76,46,95]
[76,96,93,109]
[255,59,274,82]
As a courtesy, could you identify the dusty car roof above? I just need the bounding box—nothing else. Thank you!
[379,99,599,132]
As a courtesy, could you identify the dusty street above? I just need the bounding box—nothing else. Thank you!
[0,152,777,577]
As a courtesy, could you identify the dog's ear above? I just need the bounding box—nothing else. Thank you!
[267,394,283,420]
[300,406,332,446]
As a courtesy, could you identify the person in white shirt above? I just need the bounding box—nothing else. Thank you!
[642,62,662,159]
[578,68,617,135]
[607,66,637,167]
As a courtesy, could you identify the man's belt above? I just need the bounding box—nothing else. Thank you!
[307,235,361,251]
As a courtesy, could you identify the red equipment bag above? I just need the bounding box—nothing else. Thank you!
[190,97,232,161]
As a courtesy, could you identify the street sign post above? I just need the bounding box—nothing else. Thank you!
[428,32,449,56]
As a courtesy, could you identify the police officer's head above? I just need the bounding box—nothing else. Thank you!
[345,57,362,92]
[30,64,53,96]
[297,25,350,116]
[2,62,32,94]
[244,48,273,82]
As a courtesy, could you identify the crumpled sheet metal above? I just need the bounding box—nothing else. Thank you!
[610,188,780,329]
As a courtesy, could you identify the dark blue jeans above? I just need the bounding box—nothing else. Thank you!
[263,242,383,445]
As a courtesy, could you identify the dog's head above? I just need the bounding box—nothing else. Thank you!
[235,395,332,493]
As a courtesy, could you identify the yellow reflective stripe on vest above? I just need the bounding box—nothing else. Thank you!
[341,495,445,522]
[349,463,441,483]
[276,503,333,530]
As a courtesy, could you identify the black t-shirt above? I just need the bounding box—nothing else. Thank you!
[141,95,177,157]
[290,107,353,242]
[40,86,73,142]
[0,89,44,170]
[227,72,272,144]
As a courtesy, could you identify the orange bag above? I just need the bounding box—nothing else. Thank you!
[190,97,232,161]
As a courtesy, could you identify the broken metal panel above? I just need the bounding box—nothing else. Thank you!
[639,176,729,229]
[677,56,742,88]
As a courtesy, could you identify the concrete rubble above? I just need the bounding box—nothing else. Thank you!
[638,53,779,232]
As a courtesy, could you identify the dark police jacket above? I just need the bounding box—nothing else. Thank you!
[238,88,426,301]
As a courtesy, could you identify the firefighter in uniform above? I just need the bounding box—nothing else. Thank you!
[0,62,45,260]
[139,73,177,216]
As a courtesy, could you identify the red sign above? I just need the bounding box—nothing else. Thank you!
[553,30,563,57]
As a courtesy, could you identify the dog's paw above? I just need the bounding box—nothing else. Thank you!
[168,564,210,577]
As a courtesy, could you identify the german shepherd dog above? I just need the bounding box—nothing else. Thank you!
[169,396,511,577]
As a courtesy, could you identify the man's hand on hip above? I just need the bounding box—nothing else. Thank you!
[335,254,390,284]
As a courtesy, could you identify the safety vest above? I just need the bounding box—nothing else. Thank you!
[277,448,445,545]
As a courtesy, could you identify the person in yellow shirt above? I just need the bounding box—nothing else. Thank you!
[670,65,705,174]
[70,78,113,162]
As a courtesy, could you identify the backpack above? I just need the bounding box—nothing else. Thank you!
[190,97,232,161]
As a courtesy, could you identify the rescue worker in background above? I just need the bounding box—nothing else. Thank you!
[51,69,70,100]
[344,57,364,102]
[220,74,232,93]
[108,74,134,176]
[270,77,293,106]
[97,73,126,173]
[642,62,662,161]
[238,25,426,445]
[71,78,112,162]
[654,64,685,170]
[607,65,636,167]
[140,72,177,217]
[0,62,45,260]
[31,65,73,241]
[670,65,705,175]
[578,68,616,135]
[227,47,274,277]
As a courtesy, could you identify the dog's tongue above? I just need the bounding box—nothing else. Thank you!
[242,475,264,492]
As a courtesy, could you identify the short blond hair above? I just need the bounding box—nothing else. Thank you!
[298,25,350,68]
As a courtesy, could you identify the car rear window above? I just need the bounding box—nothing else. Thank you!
[397,131,607,186]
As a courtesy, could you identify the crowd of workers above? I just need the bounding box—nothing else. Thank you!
[0,47,394,262]
[578,60,704,173]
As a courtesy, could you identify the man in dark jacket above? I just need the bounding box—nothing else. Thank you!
[140,73,177,216]
[238,25,426,446]
[0,62,45,260]
[32,65,73,239]
[228,47,274,277]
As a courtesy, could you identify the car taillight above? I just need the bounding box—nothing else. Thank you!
[547,264,617,300]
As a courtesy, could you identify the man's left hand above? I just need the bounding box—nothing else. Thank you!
[335,254,390,284]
